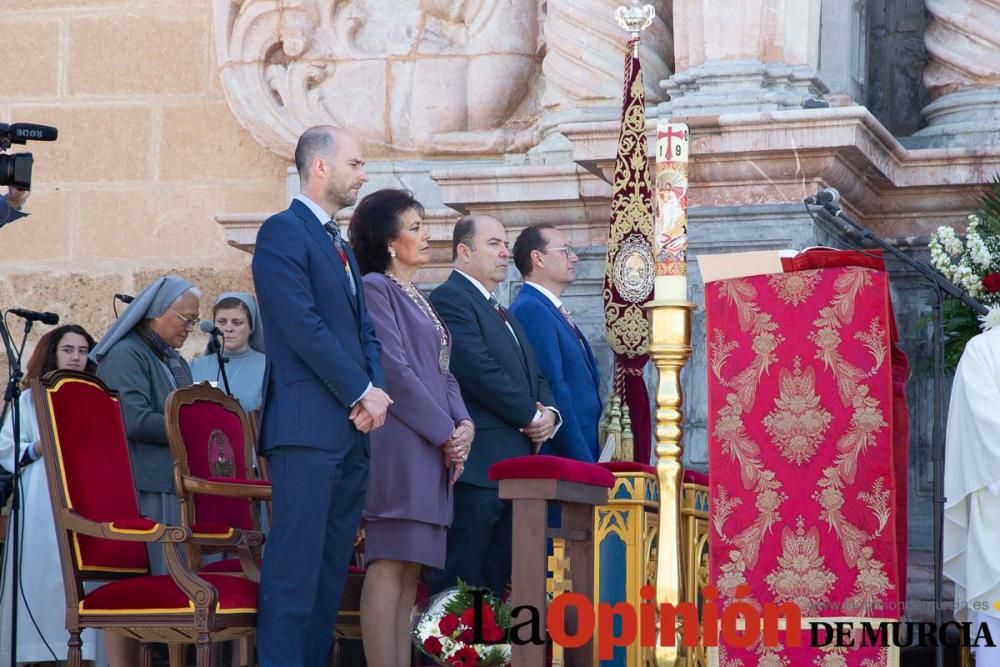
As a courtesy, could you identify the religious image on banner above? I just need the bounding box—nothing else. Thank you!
[654,123,688,275]
[705,253,909,666]
[602,35,655,464]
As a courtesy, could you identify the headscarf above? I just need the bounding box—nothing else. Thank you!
[204,292,265,355]
[91,275,196,363]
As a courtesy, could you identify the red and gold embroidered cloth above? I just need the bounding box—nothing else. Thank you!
[705,253,909,665]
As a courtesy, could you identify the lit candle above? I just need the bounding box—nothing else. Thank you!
[654,121,689,302]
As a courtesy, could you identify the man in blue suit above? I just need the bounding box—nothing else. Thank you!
[428,215,560,597]
[252,126,391,666]
[510,224,602,462]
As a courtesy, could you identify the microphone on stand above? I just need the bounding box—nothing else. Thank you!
[7,308,59,325]
[804,187,841,206]
[199,319,222,337]
[200,320,232,397]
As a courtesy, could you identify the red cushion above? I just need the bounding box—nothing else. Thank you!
[683,469,709,486]
[80,573,257,615]
[178,400,256,531]
[48,378,150,573]
[599,462,656,475]
[488,455,615,488]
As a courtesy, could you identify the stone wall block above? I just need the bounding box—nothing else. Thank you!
[0,18,60,97]
[0,191,74,262]
[159,102,287,182]
[5,271,127,348]
[7,104,153,183]
[76,190,157,258]
[68,13,207,95]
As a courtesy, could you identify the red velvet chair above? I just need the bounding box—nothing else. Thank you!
[164,383,269,579]
[33,371,260,667]
[174,386,365,666]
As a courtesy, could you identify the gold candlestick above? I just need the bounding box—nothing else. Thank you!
[646,300,695,667]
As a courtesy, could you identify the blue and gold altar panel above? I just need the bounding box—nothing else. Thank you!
[595,469,659,667]
[682,477,710,667]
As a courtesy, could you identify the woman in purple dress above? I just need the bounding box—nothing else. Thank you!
[349,189,474,666]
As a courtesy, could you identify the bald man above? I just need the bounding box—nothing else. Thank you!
[252,126,391,666]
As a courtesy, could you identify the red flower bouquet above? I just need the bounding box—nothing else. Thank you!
[411,580,511,666]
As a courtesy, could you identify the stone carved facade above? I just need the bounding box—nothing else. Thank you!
[541,0,673,121]
[916,0,1000,145]
[662,0,827,114]
[214,0,545,158]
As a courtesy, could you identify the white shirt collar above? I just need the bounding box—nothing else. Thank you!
[454,270,494,301]
[294,193,335,226]
[524,281,563,309]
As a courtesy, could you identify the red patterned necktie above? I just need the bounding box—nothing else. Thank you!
[324,221,357,296]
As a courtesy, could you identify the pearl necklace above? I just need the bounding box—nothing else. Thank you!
[385,270,450,374]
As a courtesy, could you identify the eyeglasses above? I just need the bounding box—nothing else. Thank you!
[543,246,577,258]
[170,308,199,328]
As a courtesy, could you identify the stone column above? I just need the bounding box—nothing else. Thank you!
[541,0,673,131]
[660,0,827,115]
[912,0,1000,147]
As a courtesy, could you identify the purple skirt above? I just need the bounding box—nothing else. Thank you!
[364,518,447,570]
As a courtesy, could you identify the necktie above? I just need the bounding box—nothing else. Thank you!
[558,304,576,329]
[559,303,586,348]
[488,294,508,323]
[324,221,357,296]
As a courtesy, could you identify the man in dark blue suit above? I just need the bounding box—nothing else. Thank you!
[252,126,391,666]
[510,224,602,462]
[428,215,560,597]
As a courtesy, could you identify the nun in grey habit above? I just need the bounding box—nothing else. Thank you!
[92,275,200,573]
[190,292,266,412]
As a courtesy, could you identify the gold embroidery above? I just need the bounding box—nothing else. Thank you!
[603,60,654,357]
[711,485,743,538]
[808,267,893,615]
[854,318,888,373]
[857,477,891,536]
[769,271,821,306]
[712,280,787,580]
[711,329,740,384]
[765,516,836,615]
[763,359,833,465]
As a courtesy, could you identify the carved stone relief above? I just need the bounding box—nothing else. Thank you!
[541,0,673,112]
[214,0,545,159]
[915,0,1000,145]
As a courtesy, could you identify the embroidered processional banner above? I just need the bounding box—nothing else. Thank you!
[705,254,909,666]
[603,37,655,464]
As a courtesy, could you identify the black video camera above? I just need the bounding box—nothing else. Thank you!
[0,122,59,190]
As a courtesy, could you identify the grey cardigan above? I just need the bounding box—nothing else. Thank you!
[96,330,189,493]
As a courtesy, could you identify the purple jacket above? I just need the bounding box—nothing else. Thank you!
[361,272,470,528]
